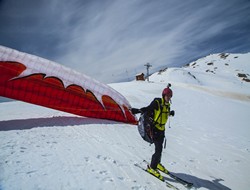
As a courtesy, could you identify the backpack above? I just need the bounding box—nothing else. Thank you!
[137,111,154,144]
[137,98,164,143]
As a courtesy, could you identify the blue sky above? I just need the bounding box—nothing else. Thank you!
[0,0,250,83]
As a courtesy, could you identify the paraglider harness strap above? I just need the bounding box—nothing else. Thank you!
[153,100,167,149]
[153,99,164,127]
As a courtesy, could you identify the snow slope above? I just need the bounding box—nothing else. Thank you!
[1,53,250,190]
[151,52,250,96]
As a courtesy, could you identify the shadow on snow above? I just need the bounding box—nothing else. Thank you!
[0,116,120,131]
[165,172,231,190]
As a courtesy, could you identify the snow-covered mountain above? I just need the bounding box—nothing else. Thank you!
[151,52,250,102]
[152,52,250,90]
[1,53,250,190]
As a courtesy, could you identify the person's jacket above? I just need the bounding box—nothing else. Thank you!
[132,98,174,131]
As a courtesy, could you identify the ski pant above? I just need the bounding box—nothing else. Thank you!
[150,129,165,169]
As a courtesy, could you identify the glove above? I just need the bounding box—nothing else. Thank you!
[170,110,175,116]
[131,108,141,115]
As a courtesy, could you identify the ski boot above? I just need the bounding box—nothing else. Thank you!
[146,165,163,181]
[157,163,169,174]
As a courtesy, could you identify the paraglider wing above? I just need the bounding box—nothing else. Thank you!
[0,46,137,124]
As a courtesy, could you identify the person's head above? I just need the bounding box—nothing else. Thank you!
[162,84,172,103]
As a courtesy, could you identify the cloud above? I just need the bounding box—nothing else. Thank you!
[0,0,249,83]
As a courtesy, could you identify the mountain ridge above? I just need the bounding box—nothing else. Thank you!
[150,52,250,94]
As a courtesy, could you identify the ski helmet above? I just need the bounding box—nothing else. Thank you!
[162,83,173,98]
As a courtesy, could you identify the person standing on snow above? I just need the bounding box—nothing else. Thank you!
[131,84,175,180]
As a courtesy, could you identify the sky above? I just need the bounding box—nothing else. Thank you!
[0,0,250,83]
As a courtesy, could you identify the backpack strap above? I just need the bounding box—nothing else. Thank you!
[153,99,163,126]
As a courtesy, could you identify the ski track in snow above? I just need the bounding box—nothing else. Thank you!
[172,82,250,103]
[0,111,156,190]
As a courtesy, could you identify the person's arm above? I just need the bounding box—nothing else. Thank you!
[131,98,159,115]
[140,98,159,113]
[130,108,141,114]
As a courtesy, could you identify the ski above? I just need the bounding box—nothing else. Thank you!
[134,163,180,190]
[163,170,193,188]
[143,160,193,188]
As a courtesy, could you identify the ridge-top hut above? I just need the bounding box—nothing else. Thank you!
[136,73,145,81]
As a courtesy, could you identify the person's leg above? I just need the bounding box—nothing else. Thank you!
[150,136,164,169]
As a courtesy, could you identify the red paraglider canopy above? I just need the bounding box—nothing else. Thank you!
[0,46,137,125]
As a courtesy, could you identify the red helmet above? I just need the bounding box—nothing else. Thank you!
[162,84,173,97]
